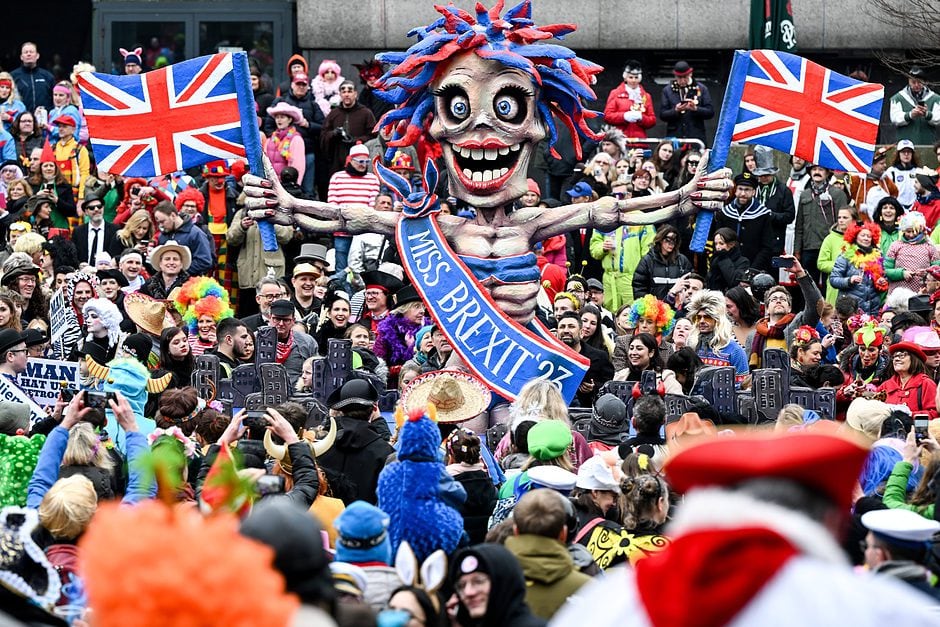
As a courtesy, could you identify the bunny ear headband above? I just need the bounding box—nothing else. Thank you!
[119,47,143,60]
[394,542,447,606]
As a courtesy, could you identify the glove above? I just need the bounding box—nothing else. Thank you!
[624,111,642,123]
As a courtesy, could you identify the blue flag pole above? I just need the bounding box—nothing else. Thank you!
[232,51,278,252]
[690,50,750,253]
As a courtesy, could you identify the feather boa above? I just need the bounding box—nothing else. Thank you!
[376,314,421,365]
[849,247,888,292]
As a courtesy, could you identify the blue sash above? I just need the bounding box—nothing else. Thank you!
[378,161,589,402]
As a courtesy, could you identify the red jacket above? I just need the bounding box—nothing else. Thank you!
[876,372,938,418]
[603,83,656,138]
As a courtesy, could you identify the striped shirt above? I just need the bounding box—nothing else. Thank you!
[327,170,380,206]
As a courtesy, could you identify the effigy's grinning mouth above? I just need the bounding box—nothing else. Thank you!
[450,142,521,183]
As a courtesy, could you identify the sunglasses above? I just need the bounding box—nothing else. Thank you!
[663,236,678,243]
[612,192,627,199]
[688,160,700,166]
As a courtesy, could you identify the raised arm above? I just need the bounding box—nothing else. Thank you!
[528,150,732,241]
[242,155,398,237]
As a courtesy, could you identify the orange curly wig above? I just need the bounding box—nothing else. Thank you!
[174,187,205,213]
[78,501,298,626]
[843,220,881,246]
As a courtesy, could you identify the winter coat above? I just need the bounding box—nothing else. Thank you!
[756,178,796,251]
[659,81,714,143]
[603,83,656,138]
[226,208,293,289]
[321,103,377,174]
[816,228,847,304]
[590,224,655,310]
[451,543,547,627]
[451,468,498,544]
[713,199,777,272]
[505,534,592,620]
[157,217,214,276]
[884,238,940,293]
[878,224,901,257]
[829,247,885,315]
[917,193,940,232]
[263,127,306,180]
[889,85,940,144]
[632,248,692,301]
[795,185,848,252]
[11,64,55,111]
[282,330,318,389]
[883,461,934,519]
[316,415,394,505]
[707,246,750,292]
[262,90,324,155]
[877,373,938,418]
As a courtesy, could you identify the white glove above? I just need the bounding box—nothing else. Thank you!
[623,111,642,123]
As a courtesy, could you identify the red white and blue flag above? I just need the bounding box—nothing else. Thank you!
[76,52,261,177]
[720,50,884,173]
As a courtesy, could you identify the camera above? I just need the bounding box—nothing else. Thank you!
[85,390,116,410]
[336,127,352,144]
[255,474,286,497]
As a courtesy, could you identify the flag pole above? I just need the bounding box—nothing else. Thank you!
[232,51,278,252]
[690,50,750,253]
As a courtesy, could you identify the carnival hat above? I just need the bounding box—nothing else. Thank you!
[0,328,27,354]
[527,420,574,461]
[733,171,757,188]
[862,508,940,544]
[902,326,940,353]
[76,340,109,365]
[21,328,46,348]
[0,253,40,288]
[665,430,869,511]
[327,378,379,411]
[400,370,491,424]
[664,411,718,449]
[673,60,693,76]
[575,455,621,493]
[889,341,927,362]
[292,263,321,278]
[25,194,54,215]
[389,150,415,171]
[393,284,422,309]
[0,507,61,611]
[52,114,77,127]
[915,168,939,192]
[296,243,329,266]
[266,102,303,125]
[750,146,779,176]
[202,160,229,178]
[124,292,175,336]
[360,269,403,293]
[120,333,153,365]
[148,240,192,272]
[97,268,129,288]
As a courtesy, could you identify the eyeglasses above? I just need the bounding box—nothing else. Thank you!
[351,158,370,164]
[7,349,27,354]
[259,293,281,300]
[17,277,36,285]
[767,295,789,303]
[271,316,294,324]
[692,313,715,322]
[364,290,384,297]
[85,204,103,211]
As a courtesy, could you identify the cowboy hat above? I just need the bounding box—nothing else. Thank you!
[266,101,304,125]
[664,412,717,450]
[401,370,492,424]
[123,292,176,337]
[148,240,192,272]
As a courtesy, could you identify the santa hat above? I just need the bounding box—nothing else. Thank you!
[40,140,55,165]
[664,429,868,511]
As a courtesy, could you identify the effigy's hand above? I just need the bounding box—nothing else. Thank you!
[242,154,298,222]
[676,150,732,217]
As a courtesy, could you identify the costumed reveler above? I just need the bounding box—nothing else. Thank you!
[173,276,235,357]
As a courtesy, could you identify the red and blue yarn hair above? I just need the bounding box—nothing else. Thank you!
[372,0,603,161]
[627,294,676,337]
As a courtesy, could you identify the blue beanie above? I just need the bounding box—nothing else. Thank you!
[334,501,392,565]
[415,325,434,351]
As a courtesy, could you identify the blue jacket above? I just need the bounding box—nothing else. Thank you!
[0,128,16,162]
[829,252,884,316]
[26,426,153,508]
[11,65,55,111]
[159,217,214,276]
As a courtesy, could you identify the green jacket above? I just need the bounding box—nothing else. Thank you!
[880,226,901,255]
[890,86,940,145]
[505,534,592,620]
[883,461,935,519]
[589,225,655,274]
[817,228,846,305]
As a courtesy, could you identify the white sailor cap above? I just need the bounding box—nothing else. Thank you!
[527,465,577,494]
[861,509,940,544]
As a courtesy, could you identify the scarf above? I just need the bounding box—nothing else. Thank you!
[752,313,795,361]
[789,166,808,181]
[271,126,298,161]
[276,332,293,364]
[903,231,927,245]
[758,179,777,206]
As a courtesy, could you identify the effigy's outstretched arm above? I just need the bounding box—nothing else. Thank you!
[528,150,733,241]
[241,155,398,236]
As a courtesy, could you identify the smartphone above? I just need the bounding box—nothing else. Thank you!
[915,415,930,442]
[642,149,652,158]
[85,390,115,410]
[42,183,54,192]
[59,386,77,403]
[255,474,286,497]
[771,256,795,269]
[243,410,268,430]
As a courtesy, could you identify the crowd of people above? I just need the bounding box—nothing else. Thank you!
[1,35,940,626]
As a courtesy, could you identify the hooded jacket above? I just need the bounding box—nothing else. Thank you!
[505,534,591,619]
[450,544,546,627]
[632,247,692,301]
[276,53,309,98]
[316,414,394,505]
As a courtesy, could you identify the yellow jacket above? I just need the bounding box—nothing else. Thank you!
[53,137,90,200]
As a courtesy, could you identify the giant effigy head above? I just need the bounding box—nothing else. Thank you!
[374,0,603,208]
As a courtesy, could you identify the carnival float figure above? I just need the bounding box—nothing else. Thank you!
[244,1,732,400]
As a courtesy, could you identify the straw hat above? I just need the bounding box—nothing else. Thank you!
[148,240,192,272]
[665,412,717,450]
[401,370,491,424]
[124,292,176,336]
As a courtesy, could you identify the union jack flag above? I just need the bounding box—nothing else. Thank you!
[722,50,884,173]
[76,52,261,177]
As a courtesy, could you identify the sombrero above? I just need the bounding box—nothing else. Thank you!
[124,292,175,336]
[401,370,491,424]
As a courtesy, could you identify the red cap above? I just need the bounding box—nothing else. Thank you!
[292,73,310,84]
[665,430,868,511]
[53,114,77,127]
[202,160,229,177]
[526,178,541,196]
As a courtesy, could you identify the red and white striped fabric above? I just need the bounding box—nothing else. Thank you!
[326,171,380,206]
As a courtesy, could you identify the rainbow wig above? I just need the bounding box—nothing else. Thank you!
[627,294,675,336]
[373,0,603,160]
[174,277,233,333]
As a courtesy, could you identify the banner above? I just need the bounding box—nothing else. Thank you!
[0,375,48,425]
[19,358,80,408]
[48,290,68,343]
[749,0,797,52]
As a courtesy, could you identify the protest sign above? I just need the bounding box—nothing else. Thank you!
[19,358,80,408]
[49,290,69,343]
[0,374,49,425]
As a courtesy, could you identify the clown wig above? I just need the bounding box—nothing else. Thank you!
[627,294,675,337]
[173,187,205,213]
[174,277,234,334]
[899,211,926,234]
[843,220,881,246]
[83,298,124,347]
[373,0,603,159]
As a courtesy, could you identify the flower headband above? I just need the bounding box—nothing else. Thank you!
[792,325,820,346]
[147,426,197,458]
